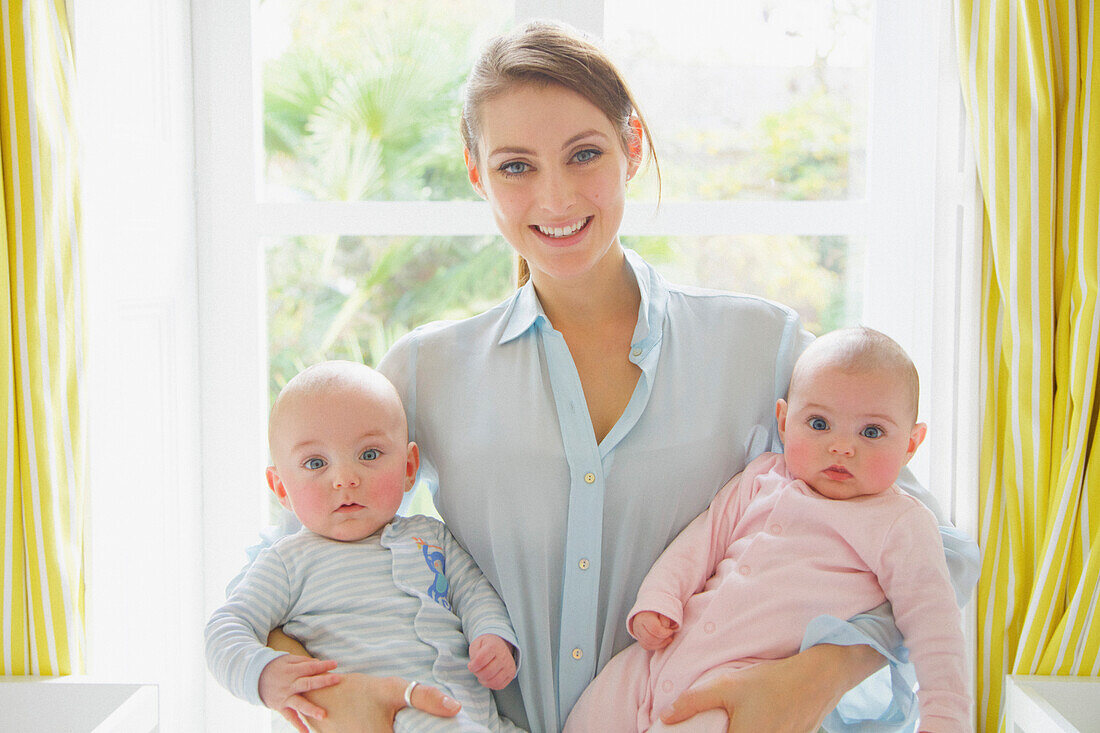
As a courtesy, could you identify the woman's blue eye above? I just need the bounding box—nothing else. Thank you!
[809,417,829,431]
[861,426,884,439]
[574,149,601,163]
[500,161,529,176]
[360,449,381,461]
[304,457,326,470]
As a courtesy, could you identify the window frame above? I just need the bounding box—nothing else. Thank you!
[191,1,982,729]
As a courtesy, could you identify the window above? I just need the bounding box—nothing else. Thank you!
[257,1,874,407]
[186,1,978,729]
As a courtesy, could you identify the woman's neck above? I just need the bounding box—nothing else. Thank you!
[530,245,640,335]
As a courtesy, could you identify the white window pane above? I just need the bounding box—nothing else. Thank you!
[604,0,871,203]
[257,0,512,203]
[630,234,863,334]
[265,233,514,398]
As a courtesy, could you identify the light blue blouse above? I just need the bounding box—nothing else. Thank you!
[376,248,980,733]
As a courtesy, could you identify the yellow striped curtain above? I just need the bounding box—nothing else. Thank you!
[0,0,84,675]
[955,0,1100,729]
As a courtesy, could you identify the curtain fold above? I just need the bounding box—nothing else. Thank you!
[955,0,1100,729]
[0,0,84,675]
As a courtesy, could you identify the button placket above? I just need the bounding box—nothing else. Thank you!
[538,324,605,722]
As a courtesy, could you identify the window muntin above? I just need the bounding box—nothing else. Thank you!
[258,1,869,407]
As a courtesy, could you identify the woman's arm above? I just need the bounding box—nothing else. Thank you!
[266,629,462,733]
[660,643,885,732]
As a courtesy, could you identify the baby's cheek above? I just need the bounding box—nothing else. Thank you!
[868,453,905,490]
[782,442,813,479]
[382,467,412,502]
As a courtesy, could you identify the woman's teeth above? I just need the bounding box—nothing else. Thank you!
[537,218,588,238]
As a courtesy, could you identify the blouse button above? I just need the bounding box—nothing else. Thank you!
[584,472,596,484]
[662,680,674,693]
[769,523,782,535]
[739,565,751,576]
[578,558,590,570]
[704,621,715,633]
[631,346,642,357]
[572,648,583,660]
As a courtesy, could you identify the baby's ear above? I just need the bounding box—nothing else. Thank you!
[266,466,292,510]
[775,399,789,442]
[906,422,928,461]
[404,442,421,493]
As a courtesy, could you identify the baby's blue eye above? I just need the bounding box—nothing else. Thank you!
[304,457,326,470]
[809,417,829,431]
[360,449,381,461]
[861,426,884,439]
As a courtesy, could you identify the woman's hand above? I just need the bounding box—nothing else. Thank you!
[266,628,461,733]
[659,643,885,733]
[303,673,461,733]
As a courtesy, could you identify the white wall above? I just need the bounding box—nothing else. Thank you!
[76,1,205,730]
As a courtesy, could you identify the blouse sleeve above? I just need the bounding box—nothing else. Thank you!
[378,328,442,512]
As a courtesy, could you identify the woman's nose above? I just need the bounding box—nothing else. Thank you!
[537,168,575,214]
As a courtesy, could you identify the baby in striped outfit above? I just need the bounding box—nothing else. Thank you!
[205,361,522,732]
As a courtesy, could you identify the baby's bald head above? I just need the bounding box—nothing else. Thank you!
[789,327,920,422]
[268,361,407,455]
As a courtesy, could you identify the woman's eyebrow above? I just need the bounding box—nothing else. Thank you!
[488,145,536,158]
[488,130,610,160]
[562,129,608,148]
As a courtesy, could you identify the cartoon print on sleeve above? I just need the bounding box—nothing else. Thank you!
[414,537,451,610]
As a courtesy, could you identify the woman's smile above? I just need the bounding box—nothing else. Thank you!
[532,216,593,244]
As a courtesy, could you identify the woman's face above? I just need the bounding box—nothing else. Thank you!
[466,83,640,287]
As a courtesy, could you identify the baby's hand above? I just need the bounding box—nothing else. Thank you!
[258,654,342,733]
[632,611,678,651]
[467,634,517,690]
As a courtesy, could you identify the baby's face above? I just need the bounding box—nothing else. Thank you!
[268,383,416,541]
[777,365,924,500]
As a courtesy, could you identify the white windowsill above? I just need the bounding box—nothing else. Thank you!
[0,677,158,732]
[1005,675,1100,733]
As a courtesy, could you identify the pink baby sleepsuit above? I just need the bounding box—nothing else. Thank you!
[565,453,967,733]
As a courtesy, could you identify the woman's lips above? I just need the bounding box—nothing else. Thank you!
[530,216,592,246]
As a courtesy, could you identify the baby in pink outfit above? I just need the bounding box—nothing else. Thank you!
[565,327,969,733]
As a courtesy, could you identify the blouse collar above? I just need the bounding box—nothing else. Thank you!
[497,247,668,353]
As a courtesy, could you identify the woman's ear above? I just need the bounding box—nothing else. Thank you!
[464,148,487,199]
[626,116,643,181]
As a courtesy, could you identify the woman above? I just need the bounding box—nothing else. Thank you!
[268,20,978,733]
